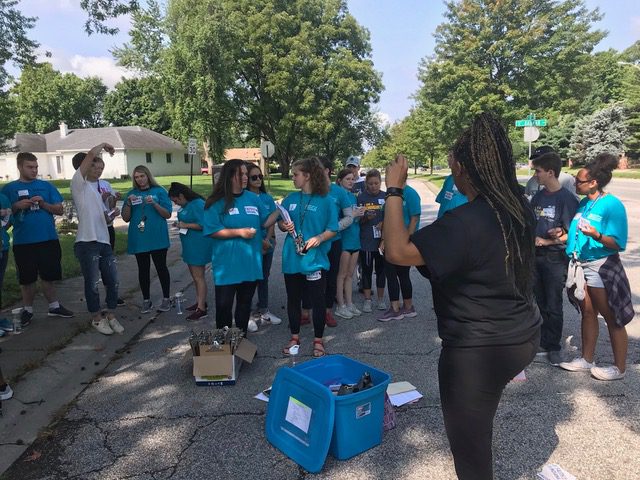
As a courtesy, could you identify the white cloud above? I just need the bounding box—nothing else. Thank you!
[374,111,392,128]
[38,47,135,89]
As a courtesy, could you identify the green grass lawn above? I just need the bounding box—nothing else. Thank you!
[1,232,128,310]
[1,174,298,201]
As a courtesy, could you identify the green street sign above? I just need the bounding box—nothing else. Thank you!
[515,119,547,127]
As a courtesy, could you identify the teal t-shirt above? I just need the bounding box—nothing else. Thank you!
[257,192,277,254]
[280,191,339,275]
[340,190,361,251]
[436,175,468,218]
[202,190,268,285]
[1,179,63,245]
[328,183,351,242]
[566,193,627,261]
[177,198,213,266]
[125,186,172,254]
[0,193,11,252]
[403,184,422,230]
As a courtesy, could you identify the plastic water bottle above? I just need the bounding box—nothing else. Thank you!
[289,345,299,367]
[175,292,184,315]
[11,308,22,335]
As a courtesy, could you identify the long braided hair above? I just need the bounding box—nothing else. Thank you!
[452,113,536,298]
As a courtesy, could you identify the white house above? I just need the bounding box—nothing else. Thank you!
[0,123,199,180]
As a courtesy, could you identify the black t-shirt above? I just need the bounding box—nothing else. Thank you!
[411,196,541,348]
[530,187,579,252]
[357,189,386,251]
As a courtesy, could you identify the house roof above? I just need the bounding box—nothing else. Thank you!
[224,148,261,162]
[11,126,185,153]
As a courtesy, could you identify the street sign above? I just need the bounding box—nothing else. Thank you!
[523,126,540,142]
[515,119,547,127]
[260,140,275,159]
[188,138,197,155]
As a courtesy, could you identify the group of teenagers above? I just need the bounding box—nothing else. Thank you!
[0,111,634,480]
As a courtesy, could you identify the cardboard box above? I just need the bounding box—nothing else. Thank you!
[191,337,257,386]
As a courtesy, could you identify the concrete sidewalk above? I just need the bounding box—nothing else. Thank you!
[1,180,639,479]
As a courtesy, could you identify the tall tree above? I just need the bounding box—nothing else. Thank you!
[569,103,627,165]
[80,0,139,35]
[415,0,605,145]
[11,63,107,133]
[103,77,171,132]
[619,43,640,162]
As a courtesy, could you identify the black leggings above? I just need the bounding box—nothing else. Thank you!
[384,261,412,302]
[135,248,170,300]
[360,250,385,291]
[214,281,257,334]
[325,239,342,308]
[438,332,539,480]
[285,272,327,338]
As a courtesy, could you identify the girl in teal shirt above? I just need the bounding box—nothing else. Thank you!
[168,182,213,321]
[121,166,172,313]
[280,157,338,358]
[203,160,279,335]
[334,168,364,320]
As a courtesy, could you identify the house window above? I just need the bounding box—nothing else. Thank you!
[166,153,172,163]
[184,153,190,163]
[145,152,152,163]
[56,156,63,174]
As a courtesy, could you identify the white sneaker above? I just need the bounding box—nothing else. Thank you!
[335,304,353,319]
[362,299,373,313]
[0,384,13,401]
[92,317,114,335]
[376,300,387,311]
[348,304,362,316]
[247,319,259,333]
[559,357,595,372]
[261,311,282,325]
[108,316,125,334]
[591,365,625,381]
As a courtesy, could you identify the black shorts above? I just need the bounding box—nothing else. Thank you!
[13,239,63,285]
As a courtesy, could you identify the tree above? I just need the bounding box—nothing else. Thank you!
[0,0,39,149]
[80,0,139,35]
[11,63,107,133]
[568,103,627,165]
[415,0,605,145]
[619,43,640,162]
[103,77,171,132]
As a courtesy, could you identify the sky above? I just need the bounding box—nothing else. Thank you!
[12,0,640,125]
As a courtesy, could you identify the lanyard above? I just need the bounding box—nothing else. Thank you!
[572,193,602,258]
[298,192,313,231]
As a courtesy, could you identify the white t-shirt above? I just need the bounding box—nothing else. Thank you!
[71,170,110,244]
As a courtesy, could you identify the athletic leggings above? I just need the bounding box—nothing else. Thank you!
[439,331,539,480]
[360,250,385,291]
[134,248,170,300]
[214,281,257,334]
[285,272,327,338]
[384,261,412,302]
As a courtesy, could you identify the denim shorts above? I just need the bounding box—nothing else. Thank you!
[580,257,607,288]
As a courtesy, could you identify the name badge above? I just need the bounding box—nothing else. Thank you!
[228,207,240,215]
[131,196,143,205]
[373,225,382,238]
[378,198,385,205]
[179,228,188,235]
[289,204,297,211]
[244,206,259,215]
[444,191,453,201]
[18,189,30,197]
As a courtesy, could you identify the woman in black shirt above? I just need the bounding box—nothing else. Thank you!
[384,113,541,480]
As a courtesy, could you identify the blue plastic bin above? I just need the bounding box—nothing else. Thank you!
[293,355,391,460]
[266,354,390,471]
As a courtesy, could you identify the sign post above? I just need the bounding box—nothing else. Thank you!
[260,140,275,191]
[514,114,547,163]
[188,137,197,189]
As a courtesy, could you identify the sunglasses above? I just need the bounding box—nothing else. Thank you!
[250,174,264,181]
[574,177,592,185]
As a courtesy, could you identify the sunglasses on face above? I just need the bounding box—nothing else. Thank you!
[574,177,592,185]
[250,174,264,181]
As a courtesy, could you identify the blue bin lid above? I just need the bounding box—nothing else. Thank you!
[265,367,335,473]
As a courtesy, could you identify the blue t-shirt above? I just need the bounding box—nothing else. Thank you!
[357,189,385,252]
[340,190,361,251]
[280,191,339,275]
[1,193,11,252]
[403,184,422,230]
[566,194,627,261]
[203,190,268,285]
[436,175,468,218]
[257,191,277,254]
[531,188,578,252]
[125,186,172,254]
[1,179,63,245]
[327,183,351,242]
[177,198,213,266]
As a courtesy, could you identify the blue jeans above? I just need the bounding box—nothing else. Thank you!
[74,241,119,313]
[256,250,273,312]
[533,250,568,351]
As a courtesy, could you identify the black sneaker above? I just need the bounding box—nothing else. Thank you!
[548,350,564,366]
[48,304,74,318]
[21,310,33,327]
[117,298,126,306]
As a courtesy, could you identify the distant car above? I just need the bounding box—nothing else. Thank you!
[201,166,210,174]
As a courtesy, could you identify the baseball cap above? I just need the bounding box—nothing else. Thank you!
[346,155,360,167]
[530,145,555,160]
